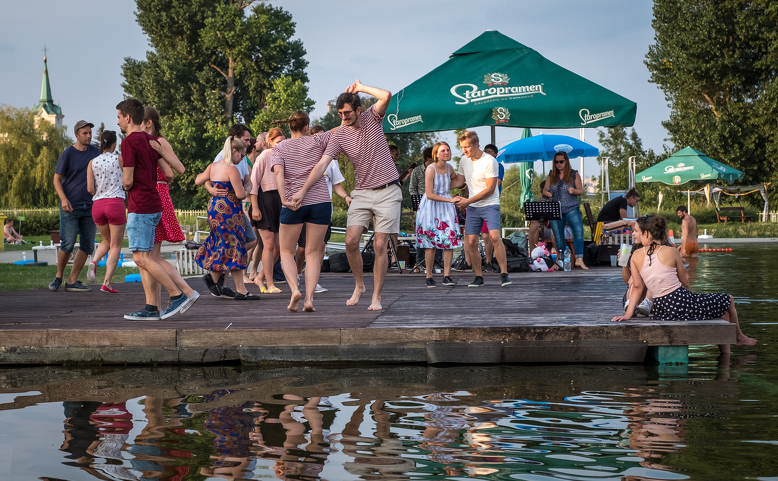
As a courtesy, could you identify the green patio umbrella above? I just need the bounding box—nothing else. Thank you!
[518,128,534,207]
[636,147,744,211]
[383,30,637,134]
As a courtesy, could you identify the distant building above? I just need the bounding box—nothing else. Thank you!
[32,56,63,128]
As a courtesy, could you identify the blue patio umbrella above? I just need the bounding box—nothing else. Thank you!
[496,134,600,163]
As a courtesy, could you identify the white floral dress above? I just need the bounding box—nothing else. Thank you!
[415,168,460,249]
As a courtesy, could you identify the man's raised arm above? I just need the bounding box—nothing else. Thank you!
[346,80,392,116]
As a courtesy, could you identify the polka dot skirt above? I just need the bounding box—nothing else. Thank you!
[154,167,185,243]
[651,286,731,321]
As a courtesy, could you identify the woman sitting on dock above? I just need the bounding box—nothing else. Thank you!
[612,215,756,353]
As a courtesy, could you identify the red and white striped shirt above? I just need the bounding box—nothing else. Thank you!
[324,105,398,190]
[271,131,332,206]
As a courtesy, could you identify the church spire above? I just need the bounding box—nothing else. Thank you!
[40,55,54,103]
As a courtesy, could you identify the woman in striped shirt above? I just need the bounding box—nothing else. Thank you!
[271,111,334,313]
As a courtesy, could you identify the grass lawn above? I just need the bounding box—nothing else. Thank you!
[0,264,140,291]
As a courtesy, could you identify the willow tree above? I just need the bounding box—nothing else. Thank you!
[0,106,71,207]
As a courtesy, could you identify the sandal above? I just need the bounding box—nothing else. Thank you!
[260,285,268,293]
[267,287,282,294]
[235,292,261,301]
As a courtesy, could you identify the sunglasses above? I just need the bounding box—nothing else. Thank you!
[554,160,566,164]
[337,110,355,117]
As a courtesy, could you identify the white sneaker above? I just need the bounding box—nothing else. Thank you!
[87,262,96,284]
[623,299,630,312]
[314,283,328,293]
[636,298,652,317]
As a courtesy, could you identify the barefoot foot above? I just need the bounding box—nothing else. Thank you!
[736,334,757,347]
[346,284,366,306]
[367,298,382,311]
[288,291,301,312]
[303,303,315,312]
[575,258,589,270]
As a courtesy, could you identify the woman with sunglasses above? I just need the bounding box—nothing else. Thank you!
[612,215,755,354]
[543,152,588,270]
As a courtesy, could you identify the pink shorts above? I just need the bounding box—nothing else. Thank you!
[92,198,127,226]
[481,221,489,234]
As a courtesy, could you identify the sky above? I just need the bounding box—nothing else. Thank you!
[0,0,671,179]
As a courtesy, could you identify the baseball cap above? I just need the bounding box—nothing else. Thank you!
[73,120,94,135]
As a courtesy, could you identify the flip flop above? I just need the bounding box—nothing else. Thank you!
[260,285,268,294]
[267,287,282,294]
[235,292,261,301]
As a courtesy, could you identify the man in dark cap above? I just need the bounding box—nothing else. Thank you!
[50,120,99,292]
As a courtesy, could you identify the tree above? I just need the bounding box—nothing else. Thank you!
[0,106,71,207]
[250,76,315,134]
[645,0,778,208]
[121,0,309,208]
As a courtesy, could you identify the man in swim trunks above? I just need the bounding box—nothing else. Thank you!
[676,206,698,257]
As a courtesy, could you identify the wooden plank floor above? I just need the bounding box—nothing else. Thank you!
[0,268,735,365]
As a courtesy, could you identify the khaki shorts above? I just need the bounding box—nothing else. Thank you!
[347,185,402,234]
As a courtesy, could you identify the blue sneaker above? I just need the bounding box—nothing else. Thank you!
[179,290,200,314]
[160,294,190,320]
[124,308,161,321]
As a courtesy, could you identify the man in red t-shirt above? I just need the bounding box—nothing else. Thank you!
[292,81,400,311]
[117,99,199,321]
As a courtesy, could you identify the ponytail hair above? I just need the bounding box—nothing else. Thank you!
[99,130,117,153]
[221,136,246,165]
[270,110,310,133]
[143,106,162,138]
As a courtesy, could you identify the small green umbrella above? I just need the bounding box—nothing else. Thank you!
[383,30,637,133]
[636,147,744,211]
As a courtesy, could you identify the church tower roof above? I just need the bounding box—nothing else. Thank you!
[34,56,62,117]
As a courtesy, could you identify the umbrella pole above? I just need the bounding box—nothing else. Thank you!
[490,126,496,145]
[687,189,691,213]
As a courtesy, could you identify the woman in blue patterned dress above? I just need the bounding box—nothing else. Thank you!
[195,136,259,300]
[415,141,465,288]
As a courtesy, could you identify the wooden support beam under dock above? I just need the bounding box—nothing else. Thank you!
[0,270,734,365]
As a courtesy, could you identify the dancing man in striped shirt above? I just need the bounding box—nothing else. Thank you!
[292,81,400,310]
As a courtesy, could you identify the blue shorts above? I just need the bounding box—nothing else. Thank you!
[280,202,332,226]
[465,204,501,236]
[127,212,161,252]
[59,203,96,255]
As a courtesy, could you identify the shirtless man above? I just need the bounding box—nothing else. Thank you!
[676,206,698,258]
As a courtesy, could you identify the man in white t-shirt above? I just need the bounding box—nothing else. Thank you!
[453,131,511,287]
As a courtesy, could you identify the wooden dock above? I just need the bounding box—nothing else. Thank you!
[0,269,734,365]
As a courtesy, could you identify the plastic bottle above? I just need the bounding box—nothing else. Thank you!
[563,247,572,272]
[668,229,675,246]
[22,252,27,262]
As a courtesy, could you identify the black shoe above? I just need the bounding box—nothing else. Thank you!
[49,277,62,292]
[216,273,236,298]
[235,292,261,300]
[124,307,161,321]
[462,263,473,272]
[442,276,455,286]
[452,262,472,272]
[203,273,221,297]
[501,273,512,287]
[65,280,91,292]
[483,262,494,272]
[468,276,484,288]
[426,277,436,288]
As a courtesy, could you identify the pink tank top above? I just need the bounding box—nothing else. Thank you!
[639,246,682,298]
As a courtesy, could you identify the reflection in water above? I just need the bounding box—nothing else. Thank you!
[44,367,748,481]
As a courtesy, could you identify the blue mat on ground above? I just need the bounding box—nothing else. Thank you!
[124,273,142,283]
[13,260,35,265]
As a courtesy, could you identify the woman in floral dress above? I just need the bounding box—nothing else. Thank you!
[195,136,259,300]
[415,141,465,288]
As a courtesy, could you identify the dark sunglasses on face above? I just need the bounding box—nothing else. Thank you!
[554,160,565,164]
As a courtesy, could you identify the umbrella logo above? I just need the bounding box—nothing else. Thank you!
[492,107,510,124]
[484,73,510,86]
[554,144,573,153]
[579,109,616,125]
[673,175,681,184]
[387,113,423,131]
